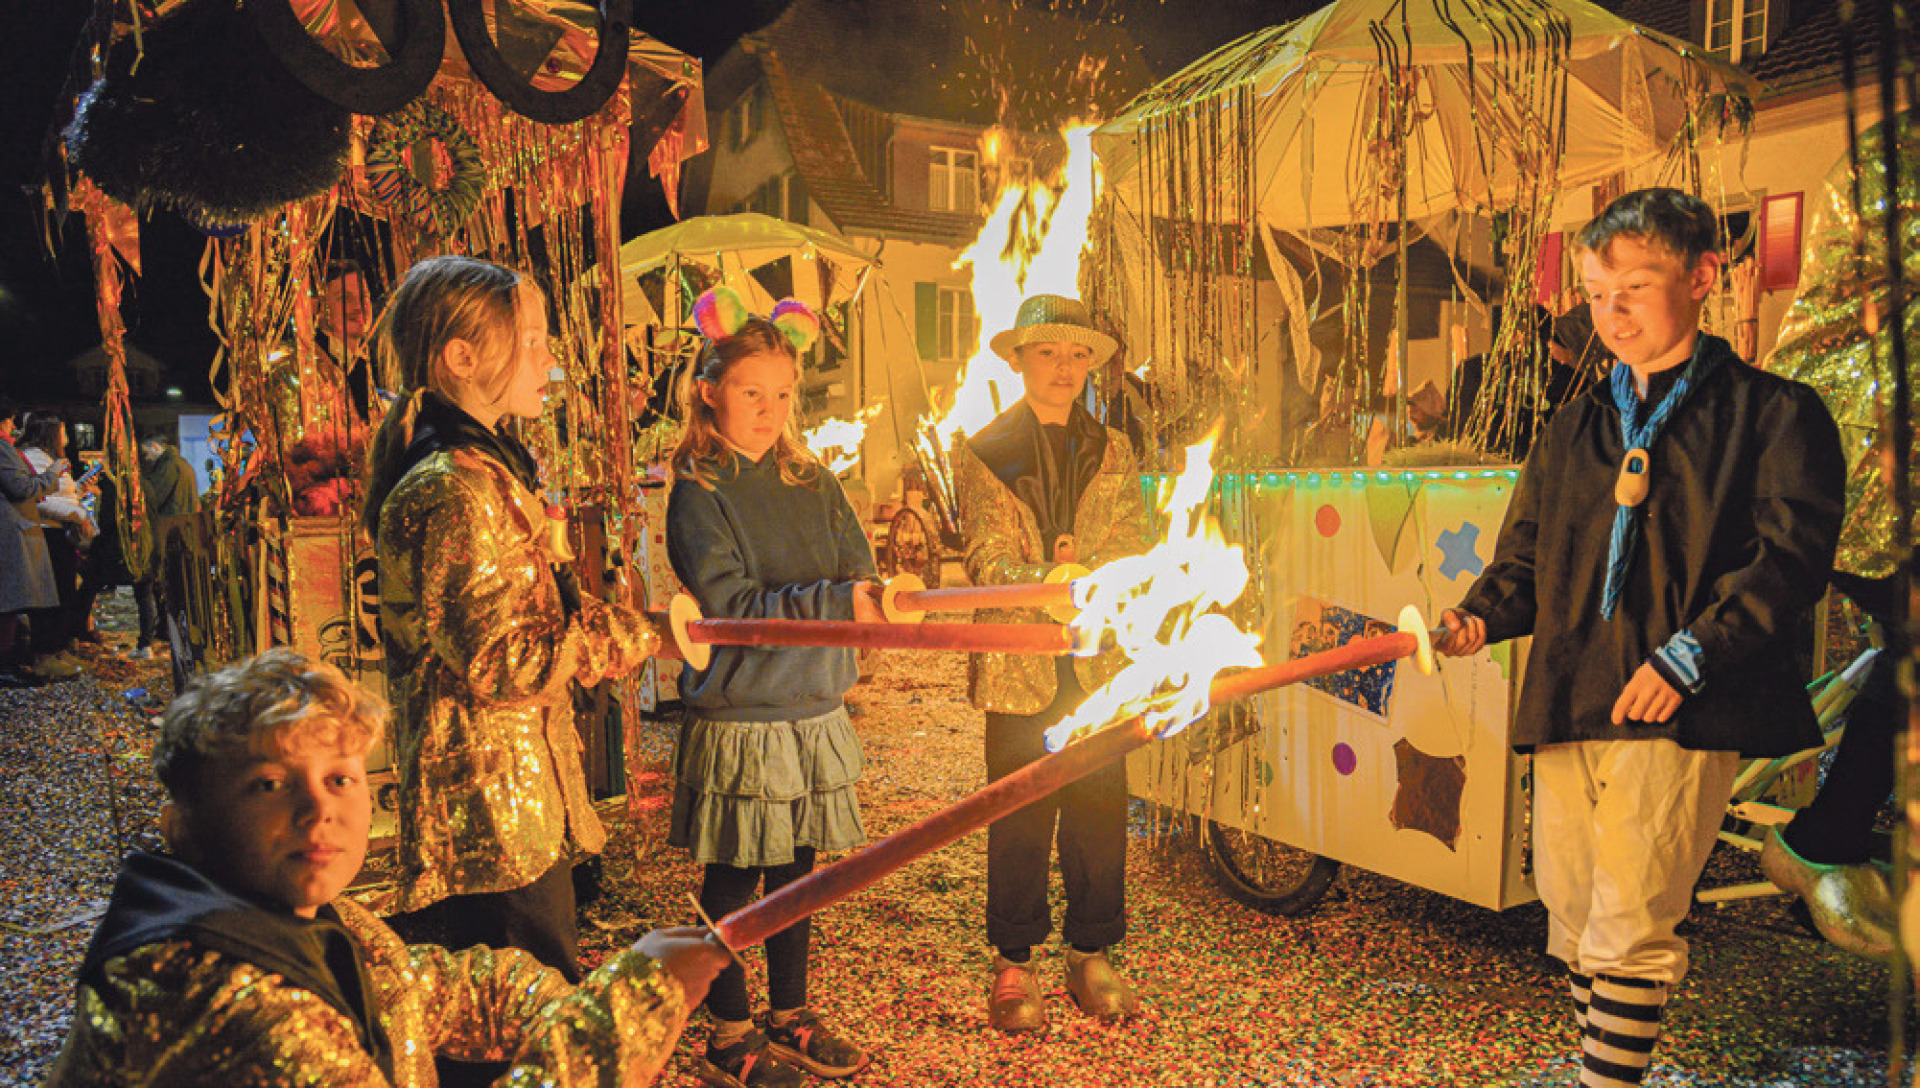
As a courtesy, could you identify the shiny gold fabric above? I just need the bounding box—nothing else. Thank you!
[1766,114,1920,577]
[47,897,689,1087]
[378,448,659,910]
[956,427,1152,715]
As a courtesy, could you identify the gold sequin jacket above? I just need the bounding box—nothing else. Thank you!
[379,447,659,911]
[48,895,688,1086]
[956,412,1152,716]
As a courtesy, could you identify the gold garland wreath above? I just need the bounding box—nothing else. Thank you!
[364,102,486,236]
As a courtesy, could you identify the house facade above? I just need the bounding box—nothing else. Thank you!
[1566,0,1888,361]
[688,0,1149,502]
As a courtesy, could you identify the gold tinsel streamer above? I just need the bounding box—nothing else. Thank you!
[66,63,650,678]
[71,179,152,583]
[1766,113,1920,579]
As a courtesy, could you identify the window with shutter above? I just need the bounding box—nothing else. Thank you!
[1758,192,1803,293]
[915,282,940,360]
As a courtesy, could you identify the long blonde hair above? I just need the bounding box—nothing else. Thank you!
[358,256,530,535]
[669,317,821,490]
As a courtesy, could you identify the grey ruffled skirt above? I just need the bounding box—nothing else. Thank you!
[669,706,866,868]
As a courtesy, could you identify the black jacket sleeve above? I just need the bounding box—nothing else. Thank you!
[1686,382,1845,675]
[1456,442,1544,643]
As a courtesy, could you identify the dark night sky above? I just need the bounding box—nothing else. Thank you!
[0,0,1300,416]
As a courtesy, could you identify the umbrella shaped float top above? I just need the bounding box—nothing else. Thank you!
[1093,0,1754,231]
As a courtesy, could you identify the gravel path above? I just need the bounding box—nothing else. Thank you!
[0,607,1900,1085]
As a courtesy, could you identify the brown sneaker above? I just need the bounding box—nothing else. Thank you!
[765,1009,868,1078]
[1064,948,1138,1020]
[694,1028,807,1088]
[988,954,1046,1032]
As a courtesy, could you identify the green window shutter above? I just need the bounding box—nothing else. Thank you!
[914,282,939,360]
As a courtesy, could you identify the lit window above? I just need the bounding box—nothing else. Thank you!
[937,287,976,362]
[1706,0,1767,63]
[929,147,979,212]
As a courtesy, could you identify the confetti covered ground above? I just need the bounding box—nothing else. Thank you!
[0,600,1903,1086]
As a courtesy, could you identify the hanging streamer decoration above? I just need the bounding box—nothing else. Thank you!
[72,179,152,582]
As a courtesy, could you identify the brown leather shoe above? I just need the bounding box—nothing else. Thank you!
[1064,948,1138,1020]
[988,955,1046,1032]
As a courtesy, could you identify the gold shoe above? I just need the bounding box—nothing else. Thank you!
[988,955,1046,1033]
[1064,948,1138,1020]
[1762,827,1895,960]
[1759,826,1819,897]
[27,655,80,681]
[1809,867,1897,961]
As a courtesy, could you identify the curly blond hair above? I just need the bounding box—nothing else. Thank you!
[154,649,387,804]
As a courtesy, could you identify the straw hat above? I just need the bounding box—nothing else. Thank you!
[988,295,1119,365]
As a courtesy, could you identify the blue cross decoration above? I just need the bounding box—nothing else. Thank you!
[1435,522,1485,581]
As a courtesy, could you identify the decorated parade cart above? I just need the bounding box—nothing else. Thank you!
[1077,0,1755,912]
[63,0,707,834]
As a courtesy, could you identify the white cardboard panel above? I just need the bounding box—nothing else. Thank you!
[1129,470,1537,910]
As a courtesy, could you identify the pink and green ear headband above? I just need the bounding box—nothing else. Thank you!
[693,286,820,354]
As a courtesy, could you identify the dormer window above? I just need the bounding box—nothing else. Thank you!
[929,146,979,212]
[728,87,764,151]
[1706,0,1767,63]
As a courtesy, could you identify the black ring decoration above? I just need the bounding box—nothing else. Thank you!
[250,0,443,116]
[449,0,631,125]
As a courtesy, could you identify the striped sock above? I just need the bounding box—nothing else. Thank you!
[1567,970,1593,1033]
[1580,974,1667,1087]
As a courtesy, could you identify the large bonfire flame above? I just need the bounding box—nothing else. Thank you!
[926,124,1102,448]
[802,405,882,474]
[1046,432,1263,751]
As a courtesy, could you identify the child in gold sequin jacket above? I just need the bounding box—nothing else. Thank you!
[360,258,660,982]
[47,650,725,1087]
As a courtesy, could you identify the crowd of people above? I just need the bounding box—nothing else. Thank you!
[23,186,1899,1088]
[0,403,198,688]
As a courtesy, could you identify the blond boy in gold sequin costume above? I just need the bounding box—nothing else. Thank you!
[48,649,725,1087]
[360,257,662,983]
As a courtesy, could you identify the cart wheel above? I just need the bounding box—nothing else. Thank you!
[1205,820,1340,916]
[886,507,940,589]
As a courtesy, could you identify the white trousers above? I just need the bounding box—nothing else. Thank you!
[1532,739,1740,983]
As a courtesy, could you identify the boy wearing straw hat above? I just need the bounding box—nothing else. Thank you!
[1437,189,1844,1088]
[953,294,1152,1032]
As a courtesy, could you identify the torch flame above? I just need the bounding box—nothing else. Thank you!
[1045,431,1263,751]
[803,405,882,475]
[927,125,1102,449]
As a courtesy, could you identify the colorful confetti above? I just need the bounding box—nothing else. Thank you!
[0,603,1897,1086]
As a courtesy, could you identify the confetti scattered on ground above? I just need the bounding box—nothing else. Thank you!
[2,589,172,1086]
[0,596,1903,1086]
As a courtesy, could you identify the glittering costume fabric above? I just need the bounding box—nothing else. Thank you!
[378,447,659,911]
[1767,112,1920,578]
[48,895,688,1087]
[955,412,1151,716]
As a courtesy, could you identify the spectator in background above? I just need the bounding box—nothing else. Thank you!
[132,428,199,659]
[1447,303,1607,461]
[19,415,93,668]
[74,463,142,657]
[0,400,72,685]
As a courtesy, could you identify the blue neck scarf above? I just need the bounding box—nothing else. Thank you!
[1599,336,1721,620]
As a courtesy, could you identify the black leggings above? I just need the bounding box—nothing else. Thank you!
[698,847,817,1022]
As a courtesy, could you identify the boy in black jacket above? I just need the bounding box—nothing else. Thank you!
[1438,189,1845,1088]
